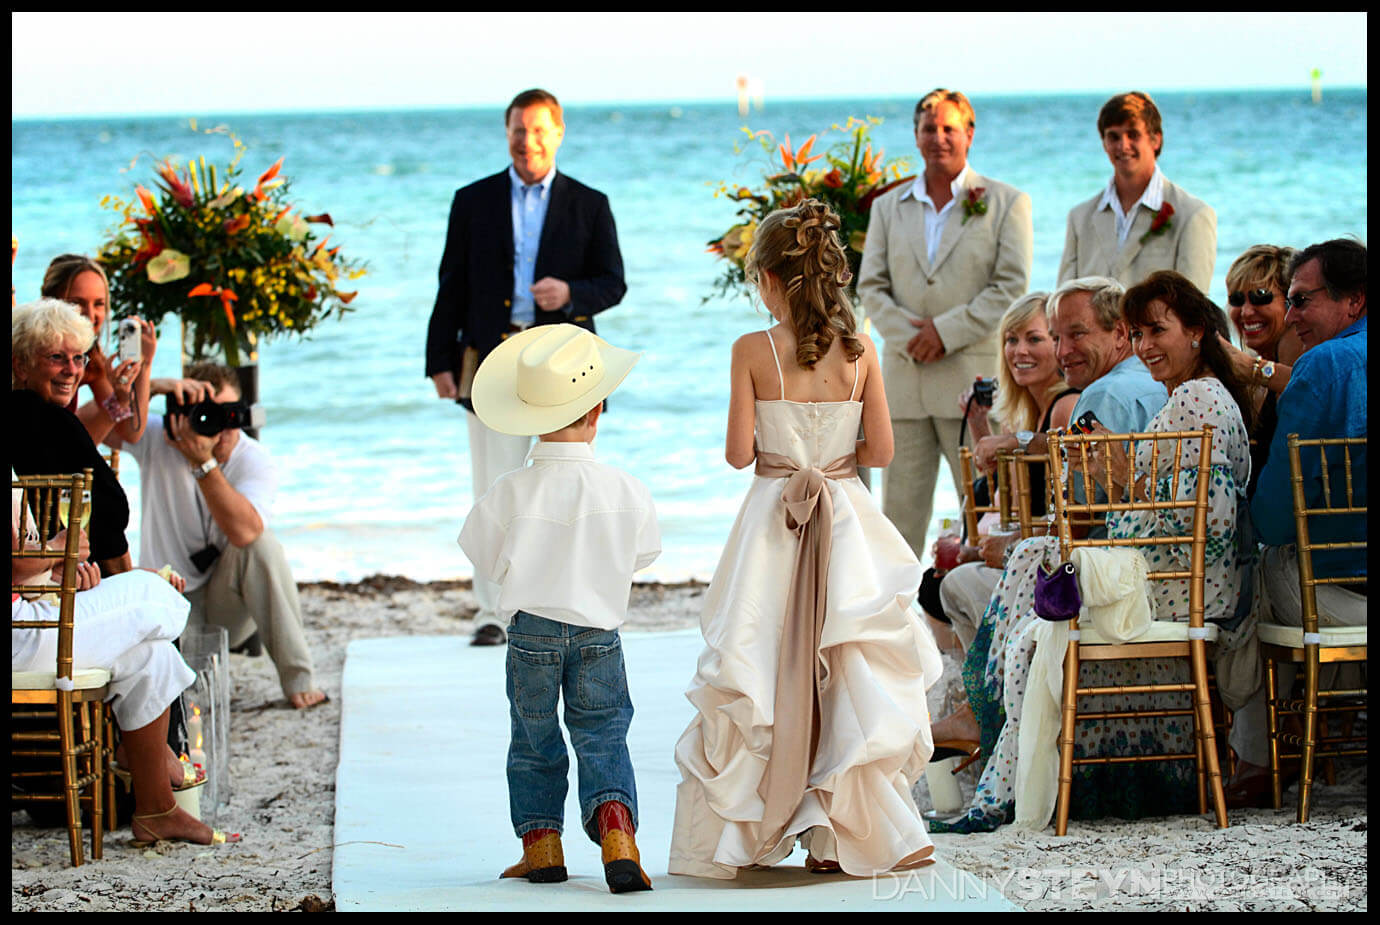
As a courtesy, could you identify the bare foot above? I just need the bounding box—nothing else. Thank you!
[289,689,328,710]
[930,703,979,745]
[131,803,216,846]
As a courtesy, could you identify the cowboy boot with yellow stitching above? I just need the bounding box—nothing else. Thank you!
[500,828,567,883]
[596,801,652,893]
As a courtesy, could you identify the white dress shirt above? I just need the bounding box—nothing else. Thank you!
[900,164,971,265]
[1096,165,1165,246]
[458,440,661,630]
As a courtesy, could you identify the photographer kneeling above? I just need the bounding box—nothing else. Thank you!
[105,362,326,710]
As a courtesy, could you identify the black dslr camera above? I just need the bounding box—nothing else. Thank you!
[972,376,997,407]
[163,396,265,439]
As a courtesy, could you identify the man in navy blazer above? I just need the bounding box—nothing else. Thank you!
[426,88,626,645]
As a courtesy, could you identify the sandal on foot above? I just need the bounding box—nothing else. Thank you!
[805,855,843,874]
[112,756,204,793]
[129,805,240,848]
[932,740,982,774]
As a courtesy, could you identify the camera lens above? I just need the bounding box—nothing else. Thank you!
[189,402,227,437]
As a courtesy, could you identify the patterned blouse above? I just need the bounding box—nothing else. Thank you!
[1105,376,1251,625]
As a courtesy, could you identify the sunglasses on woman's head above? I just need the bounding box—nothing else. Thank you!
[1227,288,1274,308]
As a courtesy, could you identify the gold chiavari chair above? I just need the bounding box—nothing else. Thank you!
[11,470,110,866]
[99,445,120,824]
[1045,427,1228,835]
[1259,435,1367,823]
[957,446,1016,542]
[1010,448,1057,541]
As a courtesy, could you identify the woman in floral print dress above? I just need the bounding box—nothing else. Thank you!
[933,271,1255,833]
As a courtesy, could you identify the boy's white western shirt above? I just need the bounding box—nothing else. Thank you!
[458,441,660,630]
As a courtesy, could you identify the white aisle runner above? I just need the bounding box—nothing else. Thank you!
[333,631,1016,911]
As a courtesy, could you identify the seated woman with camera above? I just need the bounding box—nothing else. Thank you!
[39,254,158,448]
[920,292,1080,654]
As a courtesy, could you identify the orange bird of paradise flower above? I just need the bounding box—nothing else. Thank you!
[154,161,195,209]
[253,157,286,202]
[860,144,886,184]
[188,282,239,330]
[778,133,823,174]
[135,185,159,215]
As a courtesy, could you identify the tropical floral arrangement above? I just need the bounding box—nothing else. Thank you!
[706,116,913,304]
[98,130,365,366]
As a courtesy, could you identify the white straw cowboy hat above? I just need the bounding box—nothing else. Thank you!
[471,324,641,436]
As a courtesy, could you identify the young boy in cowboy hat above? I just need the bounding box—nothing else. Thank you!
[459,323,660,893]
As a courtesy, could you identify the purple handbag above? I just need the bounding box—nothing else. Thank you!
[1034,561,1081,622]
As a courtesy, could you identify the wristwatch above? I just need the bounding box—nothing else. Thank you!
[1015,430,1035,452]
[192,458,219,480]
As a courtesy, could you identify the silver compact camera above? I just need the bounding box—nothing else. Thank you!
[117,317,142,365]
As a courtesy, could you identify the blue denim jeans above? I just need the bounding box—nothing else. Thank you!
[505,611,639,843]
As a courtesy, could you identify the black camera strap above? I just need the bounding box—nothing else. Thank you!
[959,392,976,448]
[192,477,221,557]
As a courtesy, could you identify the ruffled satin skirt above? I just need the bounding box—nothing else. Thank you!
[669,475,943,878]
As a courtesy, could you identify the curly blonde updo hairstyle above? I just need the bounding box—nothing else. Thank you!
[744,198,865,370]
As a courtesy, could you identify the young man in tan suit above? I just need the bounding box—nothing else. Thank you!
[858,88,1033,564]
[1058,91,1216,293]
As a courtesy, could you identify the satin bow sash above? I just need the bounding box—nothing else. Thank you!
[750,450,858,860]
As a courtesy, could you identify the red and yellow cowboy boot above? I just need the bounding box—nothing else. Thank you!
[500,828,567,883]
[596,801,652,893]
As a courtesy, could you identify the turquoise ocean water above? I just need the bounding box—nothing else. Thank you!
[11,89,1368,583]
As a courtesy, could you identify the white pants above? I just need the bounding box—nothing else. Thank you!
[466,410,533,630]
[12,570,194,731]
[938,562,1003,652]
[1228,545,1368,767]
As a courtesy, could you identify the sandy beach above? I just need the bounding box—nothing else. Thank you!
[11,577,1366,911]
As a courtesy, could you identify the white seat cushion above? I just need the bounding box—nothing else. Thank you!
[1257,622,1368,649]
[1080,620,1220,646]
[11,667,111,691]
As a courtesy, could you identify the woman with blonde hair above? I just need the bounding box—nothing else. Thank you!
[40,253,157,447]
[921,293,1080,655]
[1214,244,1300,497]
[670,199,942,878]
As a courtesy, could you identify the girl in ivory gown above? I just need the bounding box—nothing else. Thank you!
[668,199,944,879]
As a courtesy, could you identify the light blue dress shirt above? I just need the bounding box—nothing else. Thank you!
[1070,354,1168,434]
[509,165,557,326]
[1250,314,1367,578]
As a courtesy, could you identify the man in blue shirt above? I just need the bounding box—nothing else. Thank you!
[1226,238,1367,806]
[941,277,1167,666]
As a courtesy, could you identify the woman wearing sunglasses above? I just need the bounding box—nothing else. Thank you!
[1216,245,1301,497]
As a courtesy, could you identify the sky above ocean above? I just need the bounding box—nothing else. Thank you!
[11,12,1368,120]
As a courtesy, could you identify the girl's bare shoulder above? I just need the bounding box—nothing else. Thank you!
[732,326,790,357]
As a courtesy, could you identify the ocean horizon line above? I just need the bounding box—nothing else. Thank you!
[12,84,1366,124]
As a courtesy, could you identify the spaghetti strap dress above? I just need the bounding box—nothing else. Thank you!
[669,330,944,878]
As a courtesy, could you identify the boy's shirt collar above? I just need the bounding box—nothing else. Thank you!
[527,441,595,463]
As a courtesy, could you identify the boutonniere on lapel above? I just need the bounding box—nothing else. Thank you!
[1138,202,1175,244]
[960,186,988,225]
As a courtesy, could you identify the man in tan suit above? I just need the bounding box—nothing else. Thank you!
[1058,91,1216,293]
[858,88,1033,562]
